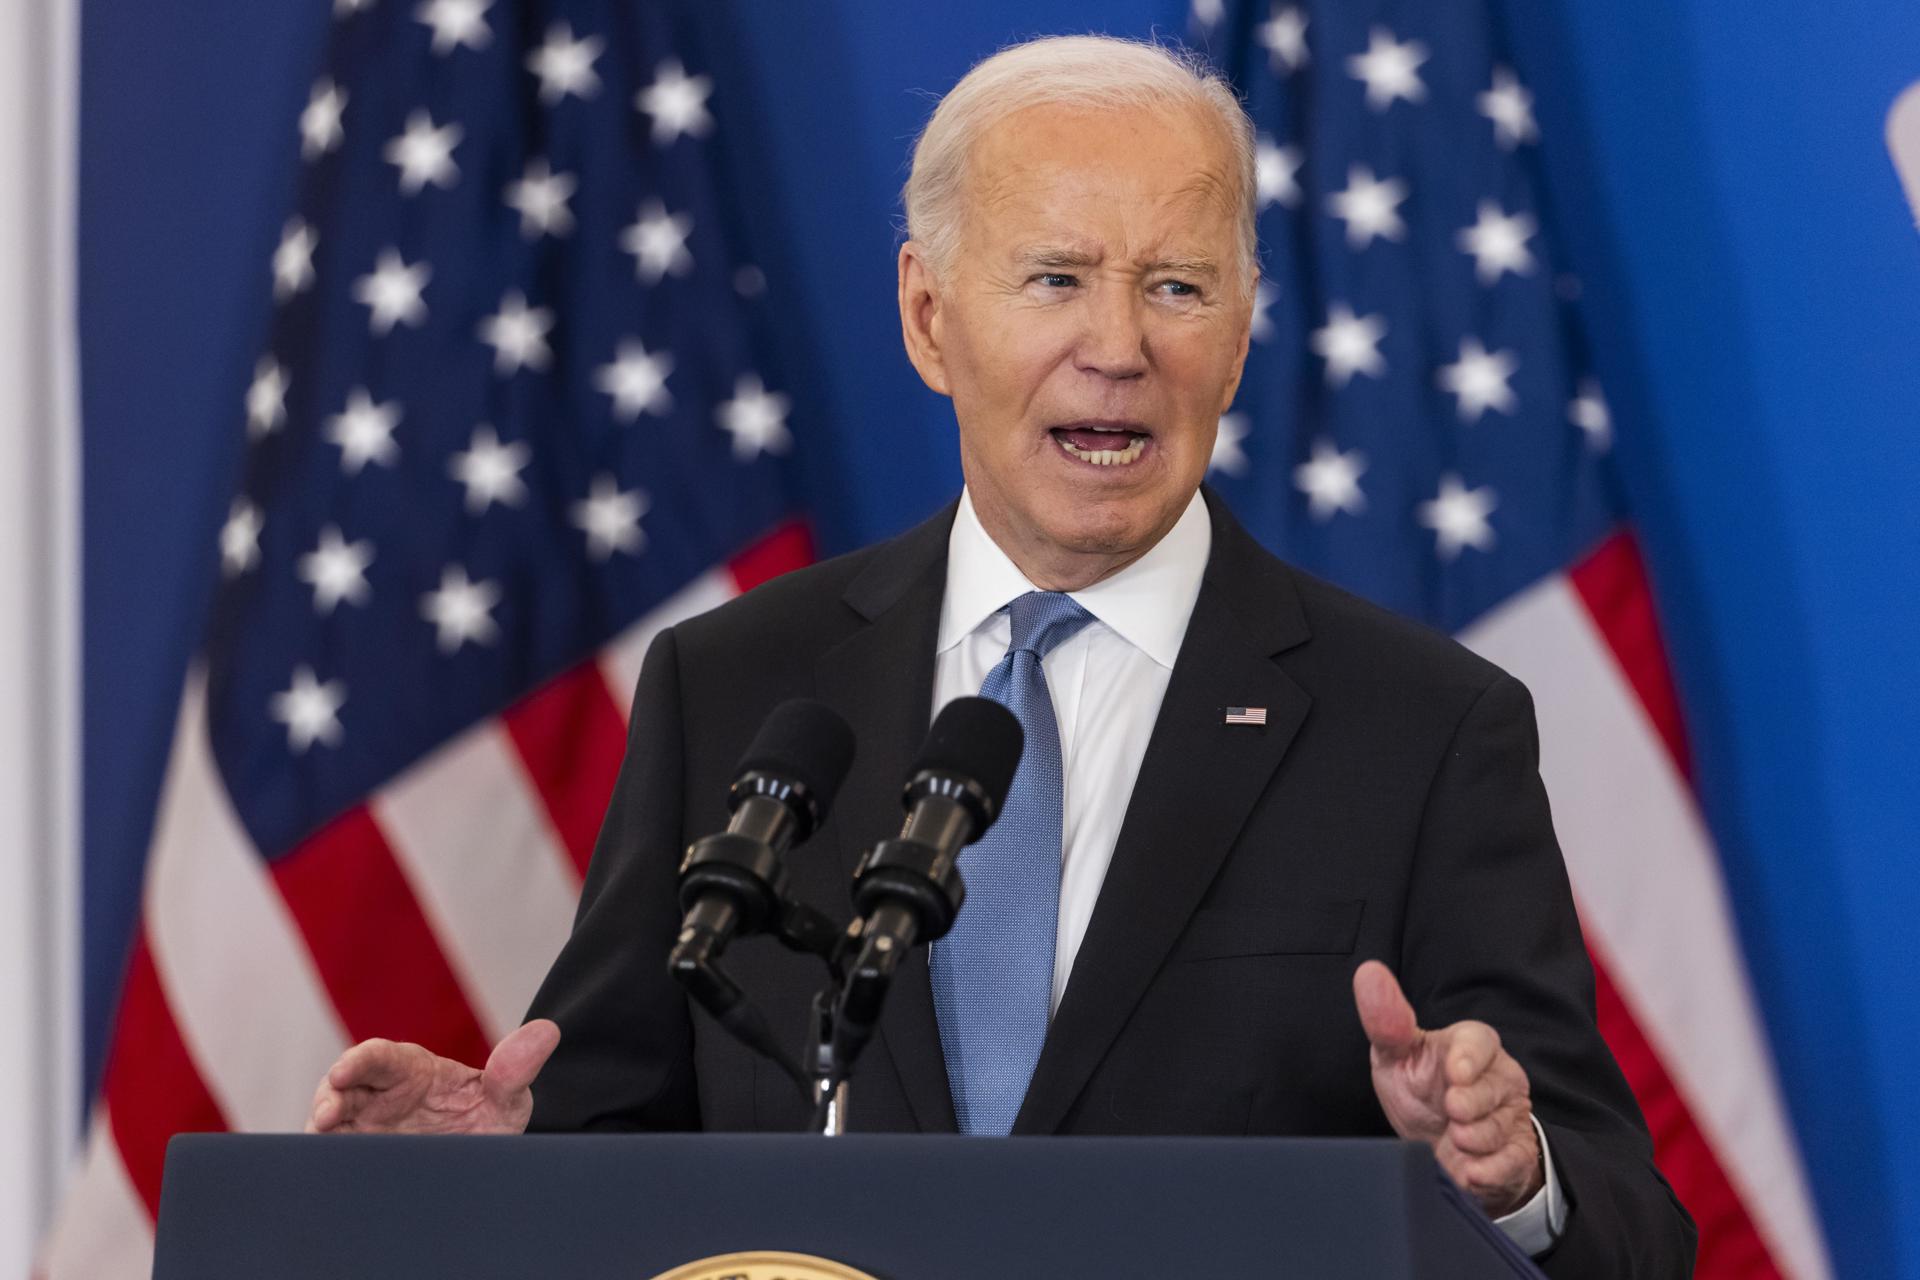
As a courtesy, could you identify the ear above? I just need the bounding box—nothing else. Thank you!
[897,242,952,397]
[1216,273,1257,414]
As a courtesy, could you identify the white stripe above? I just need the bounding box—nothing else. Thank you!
[1464,574,1831,1280]
[143,672,350,1131]
[37,1113,153,1280]
[373,723,582,1043]
[598,569,737,719]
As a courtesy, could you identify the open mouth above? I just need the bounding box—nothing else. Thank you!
[1049,421,1151,467]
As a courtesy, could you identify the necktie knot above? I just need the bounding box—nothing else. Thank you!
[1005,590,1094,661]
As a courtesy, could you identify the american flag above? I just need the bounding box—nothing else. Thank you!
[39,2,810,1273]
[1190,2,1826,1276]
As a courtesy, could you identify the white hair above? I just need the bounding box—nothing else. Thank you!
[902,34,1258,296]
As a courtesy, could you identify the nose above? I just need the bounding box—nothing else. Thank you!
[1074,280,1149,380]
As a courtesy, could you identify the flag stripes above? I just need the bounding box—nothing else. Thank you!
[270,807,494,1065]
[35,1115,150,1280]
[1592,947,1783,1278]
[39,523,797,1278]
[97,937,226,1220]
[373,726,583,1044]
[1464,536,1828,1279]
[140,679,348,1132]
[1568,534,1694,778]
[501,665,632,880]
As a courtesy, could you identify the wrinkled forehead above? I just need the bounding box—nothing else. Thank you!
[960,102,1242,258]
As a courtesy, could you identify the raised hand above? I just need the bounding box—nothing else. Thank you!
[305,1019,560,1136]
[1352,961,1543,1217]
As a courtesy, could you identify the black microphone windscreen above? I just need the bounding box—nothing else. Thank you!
[735,699,857,822]
[912,696,1023,810]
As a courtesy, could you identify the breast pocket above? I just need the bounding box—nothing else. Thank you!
[1171,899,1366,961]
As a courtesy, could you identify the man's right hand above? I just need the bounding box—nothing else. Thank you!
[305,1018,560,1135]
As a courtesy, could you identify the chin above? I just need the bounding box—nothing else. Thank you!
[1037,498,1162,558]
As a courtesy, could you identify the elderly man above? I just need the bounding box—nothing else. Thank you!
[308,35,1694,1277]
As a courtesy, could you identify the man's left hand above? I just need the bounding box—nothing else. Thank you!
[1353,960,1544,1217]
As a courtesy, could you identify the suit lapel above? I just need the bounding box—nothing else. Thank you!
[1014,494,1313,1134]
[814,503,958,1133]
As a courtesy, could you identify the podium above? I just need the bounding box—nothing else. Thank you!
[154,1133,1546,1278]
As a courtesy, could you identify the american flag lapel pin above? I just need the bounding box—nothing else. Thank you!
[1224,706,1268,726]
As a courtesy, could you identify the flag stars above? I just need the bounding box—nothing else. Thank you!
[1418,475,1498,560]
[1310,303,1388,387]
[622,201,694,283]
[527,22,603,104]
[572,474,649,560]
[1570,378,1612,451]
[1457,201,1537,284]
[1347,27,1429,112]
[1210,413,1250,476]
[220,498,263,576]
[1191,0,1224,27]
[246,356,289,438]
[384,111,463,194]
[1256,136,1303,209]
[1479,67,1538,149]
[1438,337,1520,421]
[449,425,530,512]
[716,374,792,460]
[297,525,375,615]
[352,249,430,334]
[1257,5,1309,74]
[325,388,402,474]
[1294,440,1369,521]
[478,290,555,375]
[504,159,576,238]
[420,565,501,652]
[415,0,491,54]
[636,60,714,145]
[270,666,346,754]
[273,218,318,299]
[1327,165,1408,249]
[595,339,674,420]
[300,79,347,160]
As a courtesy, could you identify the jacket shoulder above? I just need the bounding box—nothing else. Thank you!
[1280,561,1517,700]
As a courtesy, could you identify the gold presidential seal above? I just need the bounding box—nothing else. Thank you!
[646,1251,882,1280]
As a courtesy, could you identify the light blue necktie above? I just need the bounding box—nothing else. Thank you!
[931,590,1095,1135]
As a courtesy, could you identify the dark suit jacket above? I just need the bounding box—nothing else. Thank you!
[526,491,1696,1278]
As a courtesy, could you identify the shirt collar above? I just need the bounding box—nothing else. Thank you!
[937,488,1212,669]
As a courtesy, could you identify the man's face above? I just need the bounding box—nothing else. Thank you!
[900,101,1252,581]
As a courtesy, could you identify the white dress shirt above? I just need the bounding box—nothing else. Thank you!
[928,487,1565,1252]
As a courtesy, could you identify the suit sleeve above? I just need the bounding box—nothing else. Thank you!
[524,627,701,1132]
[1399,672,1697,1278]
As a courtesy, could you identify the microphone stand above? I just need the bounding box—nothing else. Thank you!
[671,896,858,1126]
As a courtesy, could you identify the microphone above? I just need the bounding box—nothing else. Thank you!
[836,697,1022,1046]
[671,698,856,971]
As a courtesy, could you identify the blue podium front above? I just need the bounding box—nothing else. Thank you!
[154,1133,1544,1278]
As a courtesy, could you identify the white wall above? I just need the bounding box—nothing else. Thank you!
[0,0,82,1267]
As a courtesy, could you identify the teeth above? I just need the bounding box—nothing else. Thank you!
[1057,434,1147,466]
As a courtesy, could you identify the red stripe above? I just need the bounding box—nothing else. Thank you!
[271,807,492,1066]
[100,930,229,1220]
[728,519,814,592]
[501,662,629,880]
[1569,529,1785,1276]
[1569,531,1693,778]
[1590,944,1783,1278]
[495,522,817,882]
